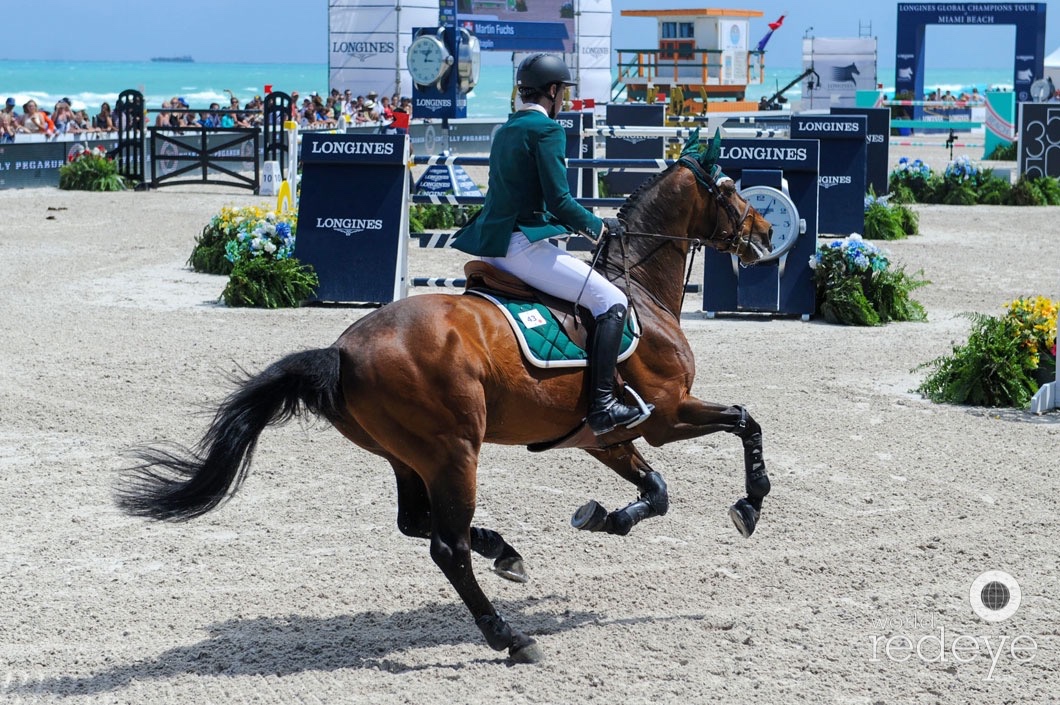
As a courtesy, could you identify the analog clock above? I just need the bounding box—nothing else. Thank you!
[407,32,454,87]
[740,184,802,261]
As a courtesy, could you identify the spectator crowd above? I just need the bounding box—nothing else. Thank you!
[1,88,414,143]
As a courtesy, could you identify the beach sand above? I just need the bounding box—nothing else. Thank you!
[1,142,1058,703]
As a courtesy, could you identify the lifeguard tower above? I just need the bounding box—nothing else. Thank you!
[615,8,767,112]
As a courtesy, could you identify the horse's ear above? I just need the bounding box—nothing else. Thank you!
[702,127,722,167]
[679,127,702,158]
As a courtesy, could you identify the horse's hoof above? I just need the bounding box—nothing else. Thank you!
[508,640,544,664]
[571,500,608,531]
[729,498,759,538]
[493,556,529,583]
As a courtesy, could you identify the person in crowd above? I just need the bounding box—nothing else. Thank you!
[0,110,17,142]
[93,102,115,131]
[400,96,413,118]
[450,53,650,435]
[49,98,76,133]
[227,96,252,128]
[941,90,956,103]
[238,95,264,127]
[2,96,18,124]
[18,100,50,134]
[73,108,94,133]
[289,91,301,120]
[969,87,984,104]
[379,95,394,122]
[198,102,222,128]
[386,102,410,136]
[155,100,173,128]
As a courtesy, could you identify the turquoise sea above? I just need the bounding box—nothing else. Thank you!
[0,59,1015,119]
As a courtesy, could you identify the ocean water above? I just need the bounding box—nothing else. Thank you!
[0,59,1015,120]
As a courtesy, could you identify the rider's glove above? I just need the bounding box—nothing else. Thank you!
[601,217,625,238]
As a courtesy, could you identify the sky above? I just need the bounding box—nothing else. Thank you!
[3,0,1059,69]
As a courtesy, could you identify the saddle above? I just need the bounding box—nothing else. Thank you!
[463,260,592,351]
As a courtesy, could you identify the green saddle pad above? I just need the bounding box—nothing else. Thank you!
[469,290,640,369]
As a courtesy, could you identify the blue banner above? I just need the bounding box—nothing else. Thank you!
[295,133,409,303]
[458,20,569,51]
[791,114,868,236]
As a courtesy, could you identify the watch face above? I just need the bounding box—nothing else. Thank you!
[740,185,800,259]
[408,36,450,86]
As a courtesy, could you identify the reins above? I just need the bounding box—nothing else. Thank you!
[590,156,753,315]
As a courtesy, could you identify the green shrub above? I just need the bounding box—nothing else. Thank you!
[1008,177,1046,206]
[1033,176,1060,205]
[222,257,318,308]
[916,313,1038,407]
[896,203,919,236]
[58,148,128,191]
[409,204,479,231]
[863,199,906,240]
[985,142,1017,161]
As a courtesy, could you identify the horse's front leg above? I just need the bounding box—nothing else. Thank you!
[571,443,669,536]
[656,397,771,538]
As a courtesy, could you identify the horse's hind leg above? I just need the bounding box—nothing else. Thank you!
[571,443,669,536]
[419,458,541,663]
[390,460,528,582]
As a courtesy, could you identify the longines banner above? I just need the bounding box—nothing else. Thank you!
[329,0,439,101]
[294,132,410,303]
[329,0,613,104]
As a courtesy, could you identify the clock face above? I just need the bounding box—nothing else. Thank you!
[740,185,800,260]
[408,35,452,86]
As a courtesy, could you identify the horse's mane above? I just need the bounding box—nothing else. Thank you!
[601,128,722,267]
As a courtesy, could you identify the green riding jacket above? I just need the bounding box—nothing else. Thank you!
[451,108,604,257]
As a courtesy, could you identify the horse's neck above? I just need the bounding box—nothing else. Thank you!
[606,223,691,320]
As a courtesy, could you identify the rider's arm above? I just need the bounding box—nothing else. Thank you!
[534,121,604,238]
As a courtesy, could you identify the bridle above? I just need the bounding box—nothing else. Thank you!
[617,156,757,261]
[591,157,762,312]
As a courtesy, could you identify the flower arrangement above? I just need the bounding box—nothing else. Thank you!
[188,205,317,308]
[916,297,1058,407]
[810,234,928,326]
[888,157,934,203]
[888,154,1060,205]
[58,146,128,191]
[1006,295,1058,383]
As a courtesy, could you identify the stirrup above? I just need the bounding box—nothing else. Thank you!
[587,388,653,435]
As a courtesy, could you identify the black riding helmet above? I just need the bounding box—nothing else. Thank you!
[516,54,576,93]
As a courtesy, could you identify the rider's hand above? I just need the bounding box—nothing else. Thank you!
[602,217,625,238]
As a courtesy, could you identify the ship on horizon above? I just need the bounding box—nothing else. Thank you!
[150,55,194,63]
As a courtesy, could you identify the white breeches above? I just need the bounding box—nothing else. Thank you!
[481,231,627,318]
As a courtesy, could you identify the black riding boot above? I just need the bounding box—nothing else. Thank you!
[586,304,652,435]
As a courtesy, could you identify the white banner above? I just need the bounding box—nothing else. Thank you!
[329,0,439,100]
[575,0,612,103]
[802,37,877,108]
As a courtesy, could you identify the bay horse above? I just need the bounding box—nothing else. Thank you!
[118,130,775,664]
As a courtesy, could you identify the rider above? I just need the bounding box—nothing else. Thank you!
[451,53,651,435]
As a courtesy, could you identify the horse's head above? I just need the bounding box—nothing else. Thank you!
[676,129,774,264]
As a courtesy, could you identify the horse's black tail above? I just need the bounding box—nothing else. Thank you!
[116,347,344,522]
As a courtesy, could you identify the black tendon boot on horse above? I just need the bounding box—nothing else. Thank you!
[586,304,652,435]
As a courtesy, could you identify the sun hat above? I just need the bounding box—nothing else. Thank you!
[364,100,376,110]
